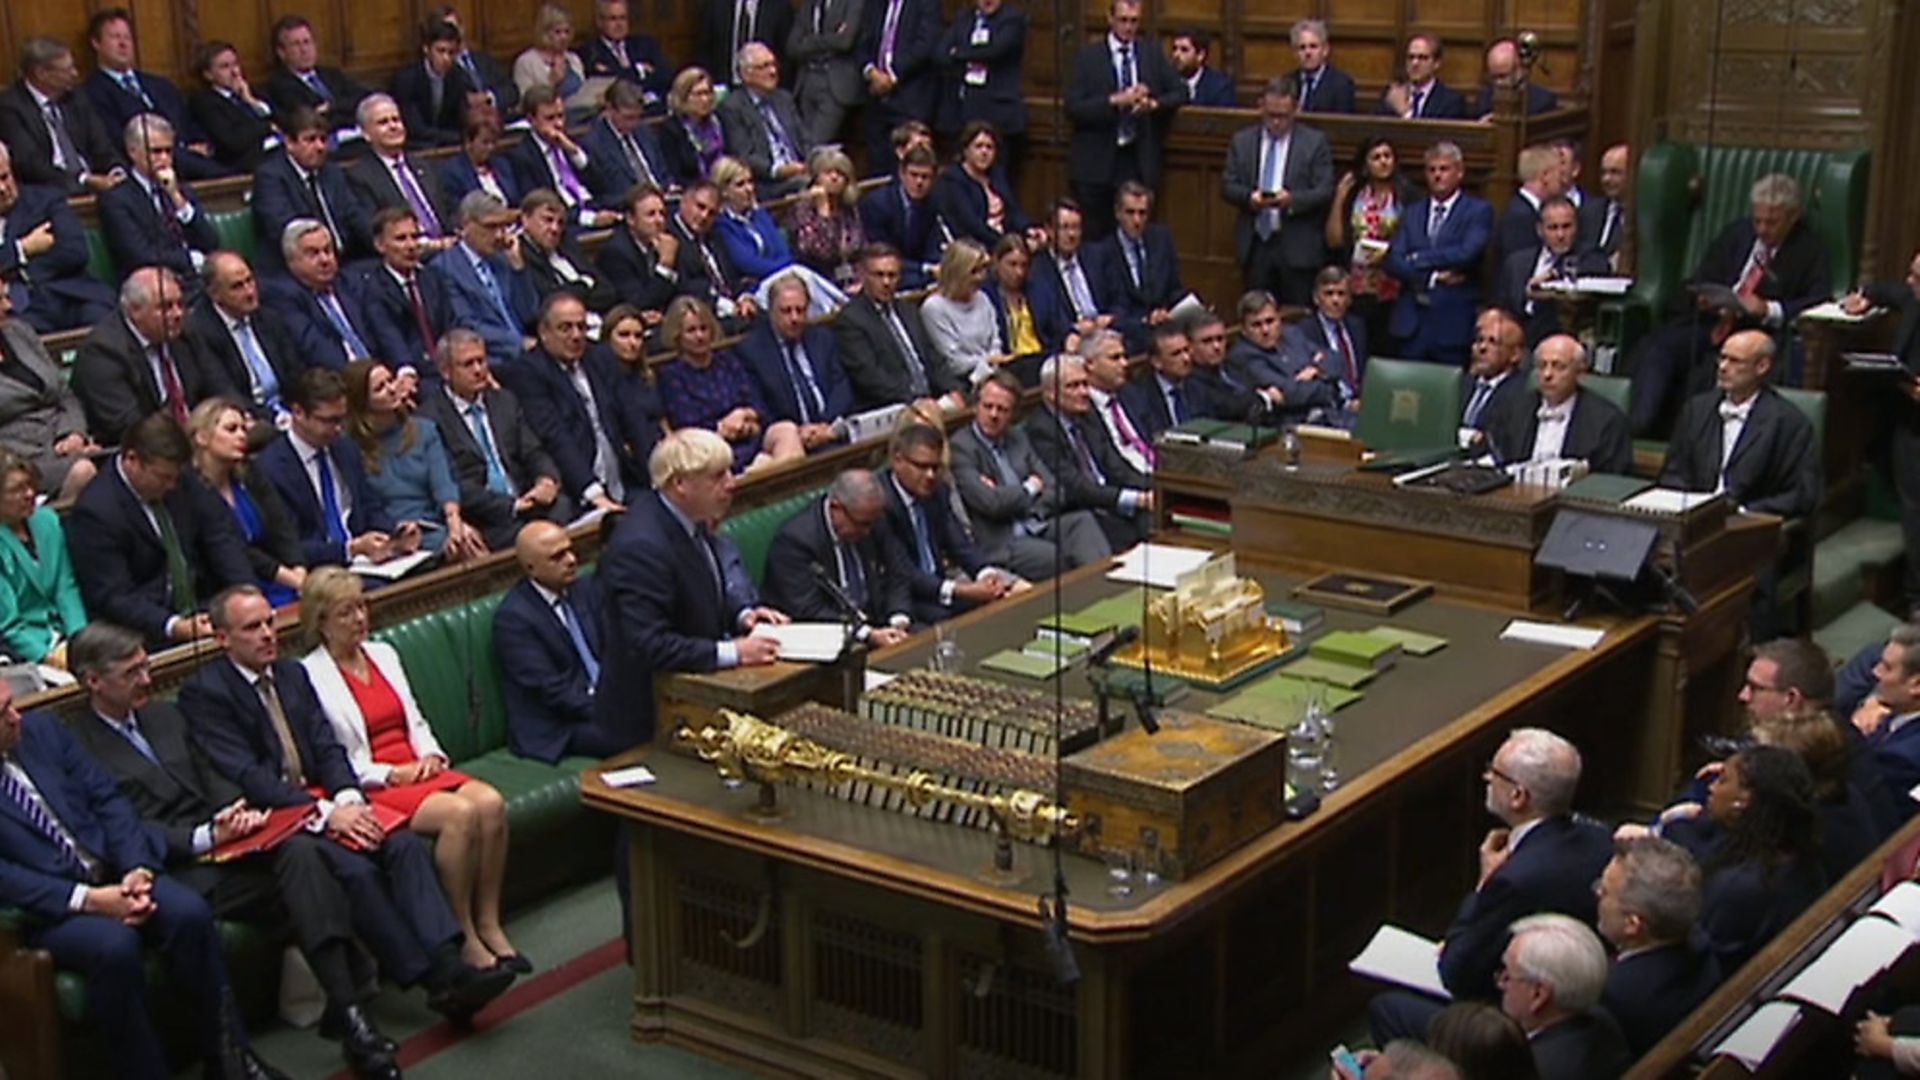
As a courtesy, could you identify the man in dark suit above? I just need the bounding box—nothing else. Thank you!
[1079,328,1158,479]
[1098,182,1187,353]
[427,6,520,115]
[74,268,228,444]
[1029,198,1114,341]
[0,289,100,501]
[580,0,671,108]
[1288,19,1357,114]
[265,15,372,133]
[85,9,228,180]
[881,422,1016,626]
[671,182,760,322]
[0,147,117,333]
[697,0,799,90]
[1475,38,1561,118]
[857,147,948,287]
[360,207,454,379]
[257,368,422,568]
[1221,79,1335,306]
[348,95,456,244]
[1860,625,1920,814]
[1120,324,1223,441]
[188,252,306,424]
[179,586,515,1022]
[1500,915,1633,1079]
[501,293,635,515]
[417,330,567,549]
[1629,173,1832,438]
[389,19,474,149]
[1581,143,1631,265]
[764,470,916,641]
[67,621,403,1078]
[1497,197,1611,346]
[950,371,1112,581]
[262,219,378,372]
[1485,335,1632,474]
[1028,353,1154,549]
[1063,0,1189,240]
[496,521,609,763]
[596,184,683,314]
[1492,144,1571,269]
[98,115,221,292]
[1368,728,1613,1042]
[1376,33,1469,119]
[738,275,855,446]
[1386,141,1493,367]
[68,413,252,647]
[187,41,279,174]
[1228,289,1337,420]
[1170,28,1236,107]
[1459,307,1531,446]
[580,81,678,202]
[251,109,376,266]
[434,191,539,367]
[1595,836,1719,1058]
[1279,271,1370,415]
[789,0,868,145]
[518,190,619,313]
[505,86,618,230]
[1844,250,1920,617]
[0,680,284,1080]
[836,243,965,411]
[858,0,943,171]
[0,36,126,194]
[718,43,815,200]
[1185,308,1276,423]
[597,429,787,748]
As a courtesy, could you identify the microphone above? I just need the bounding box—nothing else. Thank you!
[1516,30,1542,67]
[1085,625,1140,669]
[807,560,869,627]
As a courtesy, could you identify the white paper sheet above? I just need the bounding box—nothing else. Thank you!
[1799,299,1881,323]
[864,669,901,693]
[749,622,849,662]
[1536,276,1633,296]
[1622,488,1718,515]
[1348,924,1450,1000]
[1776,917,1915,1013]
[1870,881,1920,934]
[600,765,657,788]
[1500,620,1607,650]
[1107,543,1216,589]
[1712,1001,1802,1069]
[349,549,436,581]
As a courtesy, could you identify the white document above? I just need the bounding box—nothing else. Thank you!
[1712,1000,1802,1070]
[864,669,901,693]
[600,765,657,788]
[1623,488,1717,515]
[569,505,614,532]
[1348,924,1450,1000]
[749,622,848,663]
[1776,917,1915,1013]
[1107,543,1216,589]
[34,664,75,687]
[1168,292,1209,324]
[842,403,909,445]
[1799,299,1881,323]
[349,549,436,581]
[1536,276,1633,296]
[1500,620,1607,651]
[1870,881,1920,934]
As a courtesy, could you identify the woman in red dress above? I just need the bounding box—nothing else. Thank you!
[299,568,526,973]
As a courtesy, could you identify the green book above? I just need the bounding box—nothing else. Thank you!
[1235,674,1364,709]
[1022,636,1088,662]
[1207,678,1363,730]
[1366,626,1450,656]
[1170,513,1234,537]
[1560,472,1654,505]
[1037,612,1115,639]
[1310,630,1403,671]
[979,648,1067,680]
[1072,593,1149,631]
[1207,423,1280,452]
[1268,600,1326,634]
[1104,668,1189,706]
[1279,655,1378,688]
[1161,418,1235,445]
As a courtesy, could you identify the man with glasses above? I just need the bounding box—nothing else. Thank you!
[1367,727,1611,1043]
[718,43,813,200]
[763,469,914,643]
[257,367,422,568]
[1496,914,1631,1078]
[880,423,1015,626]
[1592,837,1717,1057]
[1377,33,1467,119]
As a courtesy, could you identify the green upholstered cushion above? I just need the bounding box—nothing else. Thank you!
[1356,358,1463,453]
[1776,386,1827,450]
[720,488,826,587]
[1580,373,1632,415]
[83,228,117,285]
[459,750,611,909]
[206,208,256,264]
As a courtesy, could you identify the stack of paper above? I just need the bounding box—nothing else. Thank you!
[1622,488,1717,515]
[1349,925,1450,999]
[1775,917,1914,1013]
[1280,655,1378,688]
[1107,544,1216,589]
[1799,299,1881,323]
[1500,620,1607,650]
[749,622,848,662]
[350,549,436,581]
[1869,881,1920,933]
[1712,1001,1802,1070]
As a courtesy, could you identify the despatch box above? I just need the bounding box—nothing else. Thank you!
[1060,711,1288,881]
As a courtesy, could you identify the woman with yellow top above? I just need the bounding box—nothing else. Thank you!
[981,235,1071,387]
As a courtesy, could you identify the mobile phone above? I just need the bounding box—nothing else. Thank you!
[1331,1044,1364,1079]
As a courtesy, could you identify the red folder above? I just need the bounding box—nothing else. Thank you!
[203,804,319,863]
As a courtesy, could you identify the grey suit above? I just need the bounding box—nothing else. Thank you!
[789,0,868,145]
[0,321,91,491]
[948,420,1110,581]
[414,384,569,550]
[717,86,813,199]
[1220,120,1334,305]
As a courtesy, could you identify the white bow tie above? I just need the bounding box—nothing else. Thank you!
[1537,404,1570,422]
[1719,401,1752,423]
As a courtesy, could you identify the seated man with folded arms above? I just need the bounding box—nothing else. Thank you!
[1227,288,1336,422]
[496,520,610,763]
[1183,308,1277,425]
[880,422,1018,626]
[1277,270,1369,418]
[1593,836,1718,1058]
[762,469,914,645]
[0,142,117,334]
[1483,334,1632,474]
[1027,353,1154,549]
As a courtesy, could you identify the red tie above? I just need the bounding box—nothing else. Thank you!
[1336,320,1360,393]
[155,344,188,424]
[405,275,436,364]
[1713,247,1772,345]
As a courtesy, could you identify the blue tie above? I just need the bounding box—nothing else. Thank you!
[784,340,824,423]
[318,292,370,360]
[910,501,937,574]
[1,759,91,876]
[233,317,281,411]
[314,450,348,544]
[1167,383,1186,423]
[473,256,518,330]
[840,543,867,607]
[466,401,512,496]
[115,720,160,765]
[556,596,601,688]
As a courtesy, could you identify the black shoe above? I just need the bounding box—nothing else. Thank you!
[426,964,515,1025]
[491,951,534,976]
[321,1002,401,1057]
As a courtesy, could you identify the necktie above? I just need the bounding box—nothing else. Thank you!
[1126,237,1145,289]
[556,595,601,687]
[1411,87,1426,117]
[1166,382,1186,424]
[256,674,308,787]
[0,759,91,876]
[909,501,936,574]
[568,365,625,501]
[1601,201,1621,249]
[459,51,480,81]
[1116,44,1138,144]
[43,101,82,177]
[153,502,196,614]
[880,0,903,69]
[1429,200,1449,238]
[839,542,867,607]
[302,70,332,101]
[697,238,733,298]
[472,257,519,330]
[621,132,656,187]
[313,449,348,544]
[430,72,445,120]
[1067,421,1104,483]
[611,38,631,69]
[467,400,513,495]
[1464,379,1495,427]
[232,318,280,408]
[152,344,190,424]
[734,0,754,56]
[757,97,798,165]
[1109,397,1157,468]
[118,70,154,108]
[305,172,344,250]
[1063,258,1095,318]
[1304,70,1319,106]
[547,145,590,207]
[1258,134,1285,239]
[318,292,371,360]
[152,183,185,247]
[693,524,725,608]
[391,158,443,237]
[1334,319,1360,394]
[403,275,436,364]
[881,305,929,396]
[1736,246,1771,299]
[115,720,160,766]
[784,340,824,422]
[812,0,824,34]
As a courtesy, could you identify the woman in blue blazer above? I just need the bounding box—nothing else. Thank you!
[0,453,88,663]
[710,156,848,315]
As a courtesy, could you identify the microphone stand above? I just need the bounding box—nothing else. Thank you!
[808,560,867,657]
[1083,626,1141,743]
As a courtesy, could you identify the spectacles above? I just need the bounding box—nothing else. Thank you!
[1485,762,1523,789]
[1741,676,1783,695]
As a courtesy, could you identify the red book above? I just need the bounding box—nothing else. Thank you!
[203,804,320,864]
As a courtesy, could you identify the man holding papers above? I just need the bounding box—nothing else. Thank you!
[1368,727,1611,1043]
[66,621,403,1079]
[1842,250,1920,620]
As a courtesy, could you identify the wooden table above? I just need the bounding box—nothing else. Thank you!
[585,562,1666,1078]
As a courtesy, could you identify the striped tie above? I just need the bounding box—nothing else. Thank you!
[1,759,91,875]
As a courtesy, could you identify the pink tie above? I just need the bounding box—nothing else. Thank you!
[1109,398,1156,468]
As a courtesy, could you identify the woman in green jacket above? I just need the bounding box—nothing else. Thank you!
[0,451,88,665]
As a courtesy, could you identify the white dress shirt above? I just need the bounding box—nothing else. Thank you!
[1531,394,1575,462]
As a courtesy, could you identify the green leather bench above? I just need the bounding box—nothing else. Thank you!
[721,488,825,586]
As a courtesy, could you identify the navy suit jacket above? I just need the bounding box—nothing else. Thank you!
[936,6,1028,136]
[1374,79,1470,119]
[433,242,537,363]
[1687,218,1832,327]
[595,491,739,746]
[736,321,855,427]
[697,0,798,87]
[858,0,944,122]
[857,181,947,274]
[762,495,914,625]
[595,226,681,313]
[0,83,122,192]
[504,135,609,214]
[1660,388,1820,517]
[1385,193,1494,350]
[260,272,374,373]
[879,473,990,610]
[1437,814,1613,1000]
[833,292,959,408]
[251,151,375,264]
[438,152,522,208]
[358,263,454,375]
[1029,247,1113,327]
[1186,67,1238,108]
[389,60,473,148]
[933,164,1029,248]
[497,346,638,502]
[495,576,610,764]
[96,175,220,283]
[1025,403,1147,513]
[68,462,252,646]
[1120,373,1227,441]
[255,433,395,566]
[264,65,370,131]
[178,657,363,808]
[188,88,277,173]
[1870,715,1920,818]
[0,183,116,324]
[1282,310,1370,401]
[1603,944,1721,1058]
[0,712,165,919]
[1062,35,1188,184]
[1496,245,1613,345]
[1475,81,1560,117]
[1485,388,1633,474]
[1292,64,1357,113]
[1530,1012,1632,1080]
[1097,225,1185,331]
[579,116,676,202]
[579,34,672,102]
[85,68,203,142]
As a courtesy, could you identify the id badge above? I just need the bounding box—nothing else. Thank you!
[970,24,991,46]
[965,63,988,86]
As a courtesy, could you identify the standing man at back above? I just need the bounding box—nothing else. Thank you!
[1386,141,1492,367]
[1064,0,1188,240]
[1221,78,1333,306]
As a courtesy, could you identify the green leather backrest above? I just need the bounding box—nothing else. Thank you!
[1632,142,1869,320]
[1580,373,1631,415]
[207,208,256,264]
[84,227,117,285]
[1356,358,1463,453]
[372,592,508,764]
[720,488,825,586]
[1777,386,1827,450]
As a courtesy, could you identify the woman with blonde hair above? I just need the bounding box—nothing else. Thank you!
[654,295,803,472]
[513,4,597,119]
[0,451,86,664]
[661,66,726,182]
[188,397,307,606]
[791,146,865,289]
[710,155,848,315]
[300,568,525,972]
[920,239,1007,386]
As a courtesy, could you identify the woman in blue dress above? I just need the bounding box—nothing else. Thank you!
[343,360,489,563]
[187,398,307,607]
[710,156,849,316]
[654,296,803,474]
[0,451,88,664]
